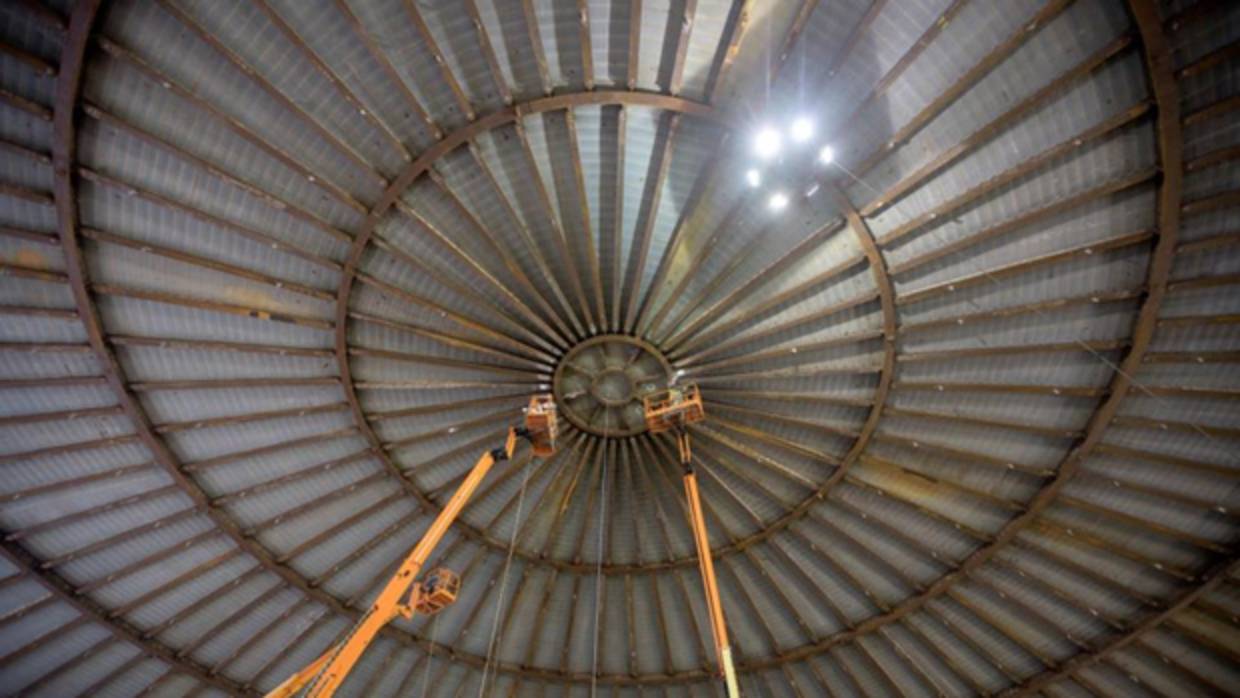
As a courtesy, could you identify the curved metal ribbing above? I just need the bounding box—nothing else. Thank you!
[46,3,695,690]
[47,0,248,693]
[331,90,726,574]
[702,0,1198,676]
[11,0,1232,692]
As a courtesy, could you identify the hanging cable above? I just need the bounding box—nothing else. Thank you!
[419,614,438,698]
[589,412,610,698]
[478,453,534,697]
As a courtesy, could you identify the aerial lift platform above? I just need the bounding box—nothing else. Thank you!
[269,388,736,698]
[644,384,741,698]
[266,395,558,698]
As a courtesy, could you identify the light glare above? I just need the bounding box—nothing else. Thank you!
[753,127,782,159]
[768,192,789,211]
[818,145,835,164]
[745,168,762,187]
[790,117,814,143]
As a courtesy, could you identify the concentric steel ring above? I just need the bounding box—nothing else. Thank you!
[552,334,673,437]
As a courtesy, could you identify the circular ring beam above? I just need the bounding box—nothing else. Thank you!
[553,334,672,437]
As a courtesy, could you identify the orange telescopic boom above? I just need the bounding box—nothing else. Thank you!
[644,384,740,698]
[266,396,557,698]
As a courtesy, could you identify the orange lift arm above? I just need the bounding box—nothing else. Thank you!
[266,396,557,698]
[644,385,740,698]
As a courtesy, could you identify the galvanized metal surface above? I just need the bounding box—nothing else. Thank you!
[0,0,1237,695]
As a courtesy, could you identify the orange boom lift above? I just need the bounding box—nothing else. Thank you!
[265,395,558,698]
[643,384,740,698]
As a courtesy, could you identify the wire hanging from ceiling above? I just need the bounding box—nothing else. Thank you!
[419,614,438,698]
[478,452,535,697]
[590,412,611,698]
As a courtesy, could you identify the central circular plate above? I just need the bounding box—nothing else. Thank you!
[553,335,673,437]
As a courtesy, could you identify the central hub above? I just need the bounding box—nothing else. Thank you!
[553,335,672,437]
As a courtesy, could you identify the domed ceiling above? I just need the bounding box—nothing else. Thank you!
[0,0,1237,696]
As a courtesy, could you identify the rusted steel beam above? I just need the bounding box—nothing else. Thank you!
[250,0,410,160]
[128,377,339,392]
[1185,144,1240,173]
[1109,414,1240,441]
[899,338,1127,364]
[0,39,56,77]
[81,227,335,302]
[403,0,475,122]
[705,1,1193,679]
[0,224,58,245]
[0,181,53,206]
[821,0,972,153]
[1184,94,1240,127]
[0,404,122,428]
[0,376,106,391]
[673,279,874,365]
[9,0,66,33]
[83,103,351,243]
[1181,189,1240,216]
[621,113,679,332]
[108,334,334,359]
[632,0,848,336]
[887,167,1158,276]
[332,92,717,593]
[770,0,819,87]
[893,380,1104,398]
[425,168,574,347]
[626,0,642,90]
[154,402,348,434]
[1143,348,1240,364]
[851,0,1076,179]
[349,309,551,369]
[638,193,748,339]
[562,108,608,329]
[1004,558,1240,696]
[369,225,562,354]
[0,261,66,282]
[861,34,1134,217]
[0,304,69,319]
[90,283,333,330]
[901,287,1143,334]
[465,143,585,338]
[898,229,1155,304]
[521,0,553,96]
[271,491,403,563]
[349,346,535,379]
[155,0,387,189]
[659,219,848,350]
[1177,39,1240,80]
[0,86,51,120]
[576,0,595,90]
[465,0,512,106]
[667,0,698,95]
[94,36,365,211]
[608,107,626,330]
[0,136,51,163]
[879,102,1152,246]
[874,432,1051,477]
[690,326,882,374]
[78,166,342,271]
[0,541,246,695]
[512,120,595,332]
[8,483,182,540]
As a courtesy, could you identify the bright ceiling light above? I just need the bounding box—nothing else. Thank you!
[745,168,761,188]
[818,145,835,165]
[753,127,782,159]
[768,191,789,211]
[790,117,814,143]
